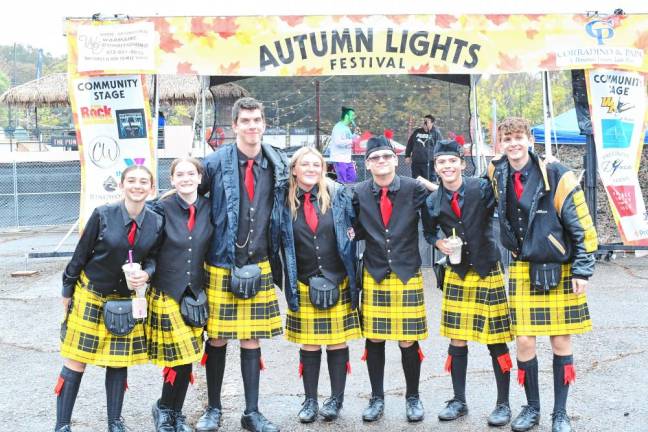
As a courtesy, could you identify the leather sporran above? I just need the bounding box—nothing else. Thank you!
[308,276,340,310]
[180,290,209,327]
[103,299,136,336]
[230,264,262,299]
[529,262,562,292]
[433,256,447,291]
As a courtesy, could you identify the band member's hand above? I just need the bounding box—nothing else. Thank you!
[126,270,150,291]
[404,157,411,164]
[435,239,454,255]
[62,296,72,313]
[572,278,588,294]
[416,176,438,191]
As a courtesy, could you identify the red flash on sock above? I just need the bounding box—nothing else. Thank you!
[298,362,303,377]
[444,355,453,373]
[497,353,513,373]
[564,364,576,385]
[189,373,195,385]
[200,352,208,366]
[163,367,177,385]
[417,347,425,363]
[346,361,352,375]
[259,357,266,371]
[517,369,526,386]
[124,380,129,391]
[54,376,64,395]
[360,349,368,361]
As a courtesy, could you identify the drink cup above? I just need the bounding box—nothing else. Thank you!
[447,236,463,265]
[122,262,142,291]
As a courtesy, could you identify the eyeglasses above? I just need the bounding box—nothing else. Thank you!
[367,153,395,162]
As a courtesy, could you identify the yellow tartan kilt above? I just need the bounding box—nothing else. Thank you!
[441,265,513,344]
[205,261,283,340]
[508,261,592,336]
[60,273,148,367]
[361,269,428,341]
[145,288,204,367]
[285,278,361,345]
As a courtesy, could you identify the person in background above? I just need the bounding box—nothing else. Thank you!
[405,114,443,182]
[329,106,358,184]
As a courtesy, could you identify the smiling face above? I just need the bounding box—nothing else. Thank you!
[171,160,201,196]
[366,150,398,179]
[434,154,465,186]
[120,167,153,203]
[292,151,324,191]
[500,131,532,168]
[233,108,265,150]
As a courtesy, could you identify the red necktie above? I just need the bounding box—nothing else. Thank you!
[303,192,319,233]
[513,171,524,201]
[127,221,137,246]
[244,159,255,201]
[380,187,392,227]
[450,191,461,218]
[187,204,196,232]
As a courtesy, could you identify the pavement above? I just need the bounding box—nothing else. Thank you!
[1,227,646,432]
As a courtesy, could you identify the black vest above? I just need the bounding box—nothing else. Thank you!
[506,167,541,254]
[435,178,500,278]
[356,177,421,284]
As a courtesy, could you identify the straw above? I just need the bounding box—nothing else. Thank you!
[128,249,133,264]
[452,228,456,238]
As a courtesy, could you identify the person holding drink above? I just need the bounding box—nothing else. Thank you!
[425,140,514,427]
[54,165,163,432]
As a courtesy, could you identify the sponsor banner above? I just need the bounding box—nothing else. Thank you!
[65,14,648,76]
[586,68,648,244]
[69,74,155,228]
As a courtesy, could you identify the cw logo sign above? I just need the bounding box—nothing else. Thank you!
[585,19,615,45]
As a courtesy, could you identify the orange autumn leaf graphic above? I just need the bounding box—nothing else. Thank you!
[486,15,509,26]
[296,66,323,76]
[524,14,543,22]
[634,30,648,51]
[539,53,556,69]
[214,17,238,39]
[347,15,368,24]
[156,19,182,53]
[433,64,450,73]
[386,15,409,25]
[526,29,539,39]
[408,64,430,74]
[435,15,457,28]
[280,16,304,27]
[177,62,198,75]
[497,53,522,71]
[219,62,240,74]
[191,17,212,37]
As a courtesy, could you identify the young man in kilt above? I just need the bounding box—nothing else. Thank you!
[488,117,597,432]
[352,135,432,423]
[196,97,288,432]
[425,140,514,426]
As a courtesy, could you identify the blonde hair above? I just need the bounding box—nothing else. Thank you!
[288,147,331,219]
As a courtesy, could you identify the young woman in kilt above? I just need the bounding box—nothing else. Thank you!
[55,165,163,432]
[280,147,361,423]
[488,117,597,432]
[148,158,213,432]
[425,140,514,427]
[351,136,434,423]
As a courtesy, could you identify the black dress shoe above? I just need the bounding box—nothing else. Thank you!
[362,396,385,422]
[551,410,572,432]
[511,405,541,432]
[107,419,127,432]
[405,396,425,422]
[195,407,222,432]
[55,426,72,432]
[174,411,193,432]
[320,396,343,421]
[438,399,468,421]
[487,403,512,426]
[241,411,280,432]
[298,398,319,423]
[152,401,176,432]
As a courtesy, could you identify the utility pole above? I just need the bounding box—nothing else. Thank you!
[315,80,321,150]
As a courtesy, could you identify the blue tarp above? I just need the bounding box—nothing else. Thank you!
[532,108,648,145]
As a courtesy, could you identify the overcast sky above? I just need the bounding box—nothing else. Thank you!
[0,0,644,57]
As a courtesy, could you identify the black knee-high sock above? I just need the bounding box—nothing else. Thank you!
[300,349,321,400]
[240,347,261,414]
[205,343,227,410]
[105,367,127,422]
[327,347,349,402]
[55,366,83,429]
[365,340,386,398]
[488,343,511,405]
[400,342,422,398]
[517,357,540,410]
[160,364,192,411]
[553,354,574,413]
[448,345,468,402]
